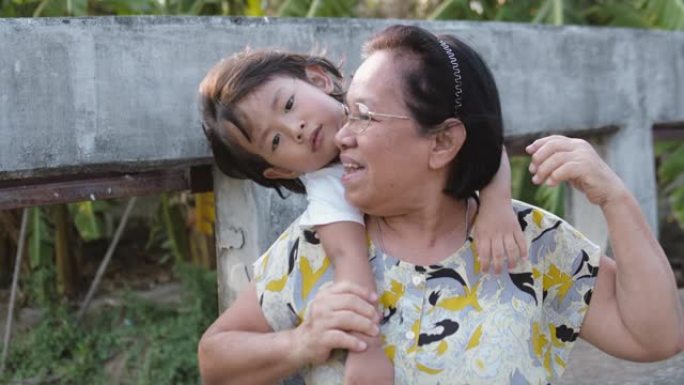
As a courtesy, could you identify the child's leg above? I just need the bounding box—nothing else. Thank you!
[316,222,393,385]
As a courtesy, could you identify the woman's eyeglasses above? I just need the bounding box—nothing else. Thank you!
[343,103,409,134]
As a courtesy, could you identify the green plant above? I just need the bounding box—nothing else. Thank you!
[510,155,566,217]
[656,140,684,231]
[2,263,218,384]
[277,0,358,17]
[25,206,57,307]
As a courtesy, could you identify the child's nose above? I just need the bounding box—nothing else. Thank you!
[287,120,305,143]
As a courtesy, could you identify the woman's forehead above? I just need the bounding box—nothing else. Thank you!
[347,51,403,106]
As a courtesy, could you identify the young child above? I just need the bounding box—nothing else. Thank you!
[199,49,526,384]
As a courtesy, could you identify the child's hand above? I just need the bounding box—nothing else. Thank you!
[473,199,527,275]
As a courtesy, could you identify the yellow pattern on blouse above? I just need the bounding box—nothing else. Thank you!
[252,200,601,385]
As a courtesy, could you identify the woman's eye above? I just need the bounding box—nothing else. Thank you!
[355,103,372,121]
[271,133,281,151]
[285,95,294,111]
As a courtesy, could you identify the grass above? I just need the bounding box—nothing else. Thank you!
[2,263,217,385]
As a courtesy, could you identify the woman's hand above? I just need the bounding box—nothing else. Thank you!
[526,135,627,207]
[292,281,381,366]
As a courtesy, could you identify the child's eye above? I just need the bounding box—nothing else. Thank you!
[285,95,294,111]
[271,133,281,151]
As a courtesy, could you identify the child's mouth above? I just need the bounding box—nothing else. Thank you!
[310,125,322,152]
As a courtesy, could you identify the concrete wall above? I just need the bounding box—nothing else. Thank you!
[2,17,683,178]
[2,17,684,312]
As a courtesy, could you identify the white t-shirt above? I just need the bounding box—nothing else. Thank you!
[298,164,364,228]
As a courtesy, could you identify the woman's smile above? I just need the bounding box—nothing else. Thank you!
[340,154,366,185]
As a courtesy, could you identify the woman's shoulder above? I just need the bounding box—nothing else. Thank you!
[252,217,333,330]
[510,198,601,265]
[511,199,576,237]
[253,217,326,276]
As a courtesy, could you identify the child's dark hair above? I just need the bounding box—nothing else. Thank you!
[199,50,345,196]
[363,25,504,199]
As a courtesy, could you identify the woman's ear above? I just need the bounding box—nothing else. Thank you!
[428,118,466,170]
[305,65,335,94]
[263,167,300,180]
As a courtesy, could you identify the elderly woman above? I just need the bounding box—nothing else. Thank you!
[198,25,683,385]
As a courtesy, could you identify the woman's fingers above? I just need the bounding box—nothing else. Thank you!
[531,151,574,185]
[528,137,575,175]
[324,293,379,321]
[321,330,368,353]
[322,310,379,337]
[299,282,381,365]
[324,280,378,303]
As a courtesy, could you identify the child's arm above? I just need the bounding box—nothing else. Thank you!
[315,221,376,295]
[475,147,527,275]
[316,223,394,385]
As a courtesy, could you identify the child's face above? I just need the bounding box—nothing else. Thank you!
[229,69,346,179]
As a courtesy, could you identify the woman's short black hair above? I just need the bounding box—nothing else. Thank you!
[363,25,503,199]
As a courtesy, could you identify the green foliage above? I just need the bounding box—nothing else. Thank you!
[3,263,218,385]
[656,140,684,230]
[429,0,478,20]
[277,0,358,17]
[0,0,249,17]
[511,155,566,217]
[425,0,684,31]
[640,0,684,30]
[68,201,111,242]
[146,193,191,264]
[26,207,57,307]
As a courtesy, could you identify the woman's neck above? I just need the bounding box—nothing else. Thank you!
[371,195,474,265]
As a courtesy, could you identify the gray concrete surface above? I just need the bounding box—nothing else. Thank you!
[2,17,683,180]
[2,17,684,234]
[3,17,684,243]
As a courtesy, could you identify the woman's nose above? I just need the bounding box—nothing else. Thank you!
[335,121,356,150]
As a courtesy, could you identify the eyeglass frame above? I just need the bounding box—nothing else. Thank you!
[342,102,410,134]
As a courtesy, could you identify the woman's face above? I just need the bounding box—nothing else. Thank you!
[336,50,436,215]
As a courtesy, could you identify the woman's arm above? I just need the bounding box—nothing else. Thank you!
[198,284,300,385]
[476,146,528,274]
[198,282,379,385]
[527,135,684,361]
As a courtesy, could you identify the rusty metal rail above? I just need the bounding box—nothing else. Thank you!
[0,165,213,210]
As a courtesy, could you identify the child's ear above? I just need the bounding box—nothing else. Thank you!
[263,167,300,180]
[305,65,335,94]
[428,118,466,170]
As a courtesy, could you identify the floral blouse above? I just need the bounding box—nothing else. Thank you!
[252,200,601,385]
